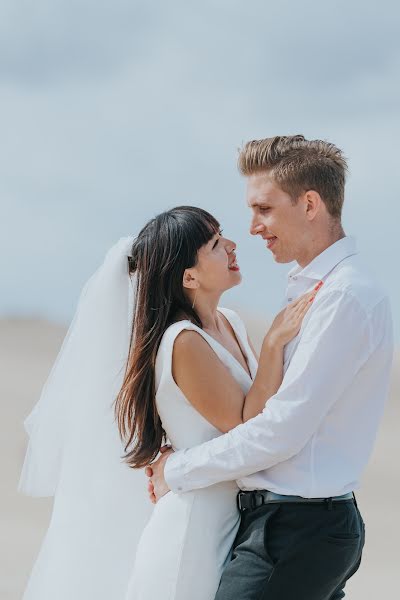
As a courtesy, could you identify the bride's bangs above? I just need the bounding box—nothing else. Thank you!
[171,205,221,249]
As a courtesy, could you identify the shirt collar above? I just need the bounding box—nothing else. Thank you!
[287,236,359,281]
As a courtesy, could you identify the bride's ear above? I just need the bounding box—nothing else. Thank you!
[182,269,199,290]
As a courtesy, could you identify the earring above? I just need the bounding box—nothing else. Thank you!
[192,287,199,310]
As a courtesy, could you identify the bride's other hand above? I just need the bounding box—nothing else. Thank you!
[265,281,323,348]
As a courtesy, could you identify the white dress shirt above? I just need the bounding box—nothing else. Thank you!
[164,236,394,498]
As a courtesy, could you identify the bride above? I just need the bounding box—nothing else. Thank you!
[19,206,321,599]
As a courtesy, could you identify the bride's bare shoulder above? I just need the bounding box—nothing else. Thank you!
[172,327,208,356]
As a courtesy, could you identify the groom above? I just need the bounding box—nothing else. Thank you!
[146,135,394,599]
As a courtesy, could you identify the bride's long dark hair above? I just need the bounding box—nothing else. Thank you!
[114,206,220,468]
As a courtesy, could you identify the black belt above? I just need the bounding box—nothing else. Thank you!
[237,490,356,512]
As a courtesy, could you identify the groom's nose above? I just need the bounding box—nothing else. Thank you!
[250,220,264,236]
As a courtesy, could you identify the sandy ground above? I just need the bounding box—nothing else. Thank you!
[1,316,398,599]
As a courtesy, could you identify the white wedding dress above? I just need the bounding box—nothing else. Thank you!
[125,307,258,600]
[20,293,257,600]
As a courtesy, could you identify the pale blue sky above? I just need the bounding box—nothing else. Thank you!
[1,0,399,340]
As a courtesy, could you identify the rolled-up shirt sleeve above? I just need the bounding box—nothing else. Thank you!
[164,290,375,493]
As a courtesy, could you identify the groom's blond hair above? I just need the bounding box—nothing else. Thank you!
[238,135,348,219]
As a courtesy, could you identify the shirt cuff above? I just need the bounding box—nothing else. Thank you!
[164,449,188,493]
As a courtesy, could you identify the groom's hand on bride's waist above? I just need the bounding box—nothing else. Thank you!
[145,445,174,504]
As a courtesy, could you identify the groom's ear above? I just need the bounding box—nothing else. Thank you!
[182,269,199,290]
[303,190,322,221]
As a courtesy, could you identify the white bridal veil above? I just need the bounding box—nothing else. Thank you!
[18,237,154,600]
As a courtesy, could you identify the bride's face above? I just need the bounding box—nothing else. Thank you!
[184,230,242,295]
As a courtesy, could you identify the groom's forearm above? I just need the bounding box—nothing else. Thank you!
[164,291,374,493]
[164,384,317,493]
[164,412,284,492]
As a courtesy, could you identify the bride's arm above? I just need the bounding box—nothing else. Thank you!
[242,335,283,422]
[242,285,321,421]
[172,332,245,432]
[172,284,322,433]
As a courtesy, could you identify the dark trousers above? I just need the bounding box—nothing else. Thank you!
[215,497,365,600]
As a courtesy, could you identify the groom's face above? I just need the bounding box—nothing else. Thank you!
[247,173,309,264]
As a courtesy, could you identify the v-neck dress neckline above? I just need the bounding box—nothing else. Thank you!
[181,307,257,382]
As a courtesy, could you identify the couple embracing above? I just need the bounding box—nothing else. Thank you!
[20,135,393,600]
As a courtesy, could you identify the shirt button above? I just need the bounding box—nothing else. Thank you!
[293,276,298,281]
[288,297,293,302]
[177,486,183,491]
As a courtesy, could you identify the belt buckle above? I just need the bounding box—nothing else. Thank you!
[237,492,246,512]
[237,491,266,512]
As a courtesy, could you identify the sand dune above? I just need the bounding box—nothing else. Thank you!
[1,316,398,599]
